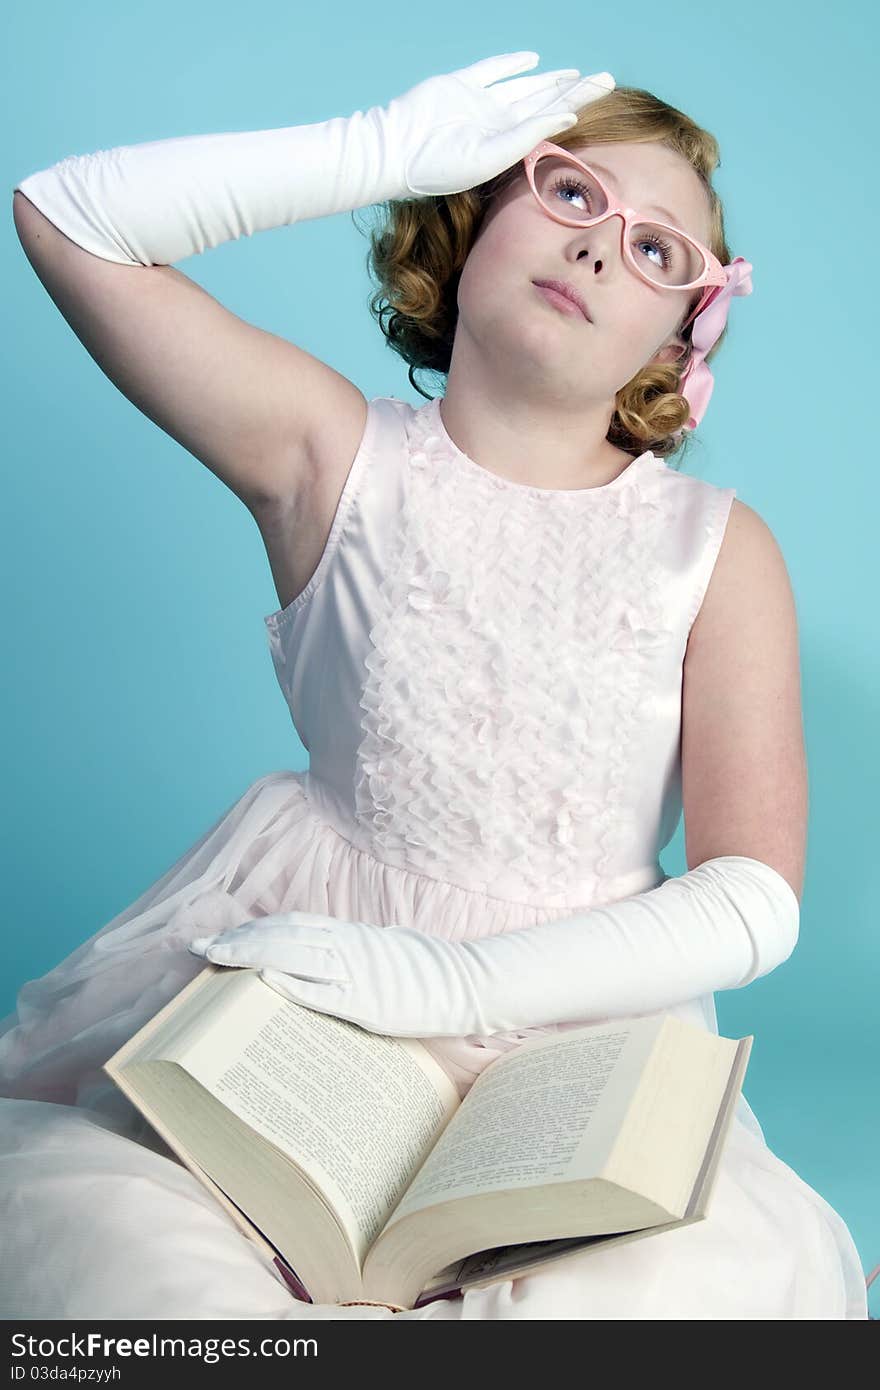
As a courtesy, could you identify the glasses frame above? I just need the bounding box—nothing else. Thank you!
[522,141,727,330]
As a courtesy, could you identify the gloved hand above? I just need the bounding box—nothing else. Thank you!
[187,855,800,1038]
[14,53,614,267]
[384,52,614,197]
[189,912,493,1037]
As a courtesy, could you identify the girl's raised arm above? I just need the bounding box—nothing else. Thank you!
[13,189,365,515]
[12,55,608,514]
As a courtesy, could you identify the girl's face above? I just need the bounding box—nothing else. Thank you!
[453,140,714,409]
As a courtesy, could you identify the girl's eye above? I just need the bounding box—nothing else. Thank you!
[637,232,674,271]
[551,176,593,212]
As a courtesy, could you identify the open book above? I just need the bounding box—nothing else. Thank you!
[104,964,752,1312]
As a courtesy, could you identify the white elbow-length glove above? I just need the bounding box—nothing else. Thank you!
[187,856,800,1038]
[13,54,613,265]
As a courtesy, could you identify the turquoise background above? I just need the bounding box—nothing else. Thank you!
[3,2,877,1303]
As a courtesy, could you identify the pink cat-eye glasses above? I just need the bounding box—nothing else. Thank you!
[523,141,728,330]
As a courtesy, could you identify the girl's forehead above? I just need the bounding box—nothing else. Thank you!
[567,142,682,181]
[567,141,634,164]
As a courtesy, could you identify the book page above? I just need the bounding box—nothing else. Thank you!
[383,1020,659,1228]
[176,978,460,1264]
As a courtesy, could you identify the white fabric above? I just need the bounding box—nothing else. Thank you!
[0,1094,863,1320]
[0,391,868,1317]
[14,54,611,266]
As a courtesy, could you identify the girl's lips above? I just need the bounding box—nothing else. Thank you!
[533,280,592,321]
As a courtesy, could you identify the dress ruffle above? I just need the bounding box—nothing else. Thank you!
[352,398,677,905]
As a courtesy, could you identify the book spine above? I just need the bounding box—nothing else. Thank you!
[271,1262,409,1313]
[339,1300,409,1313]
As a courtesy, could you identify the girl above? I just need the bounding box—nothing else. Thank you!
[2,52,868,1318]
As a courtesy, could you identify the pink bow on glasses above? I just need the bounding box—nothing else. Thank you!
[677,256,753,432]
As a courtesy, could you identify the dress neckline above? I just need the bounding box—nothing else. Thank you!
[420,395,656,498]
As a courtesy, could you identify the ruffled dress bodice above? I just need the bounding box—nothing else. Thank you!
[265,394,733,914]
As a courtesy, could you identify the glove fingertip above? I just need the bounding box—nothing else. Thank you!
[208,948,251,967]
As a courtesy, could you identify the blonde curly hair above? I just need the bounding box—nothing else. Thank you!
[353,85,733,465]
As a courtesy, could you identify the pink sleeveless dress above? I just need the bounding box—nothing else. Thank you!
[0,395,868,1319]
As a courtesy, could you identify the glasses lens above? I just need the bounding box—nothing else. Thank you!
[532,156,704,289]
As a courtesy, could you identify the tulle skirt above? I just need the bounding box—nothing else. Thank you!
[0,770,868,1318]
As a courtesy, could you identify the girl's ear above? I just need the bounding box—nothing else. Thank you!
[652,339,687,367]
